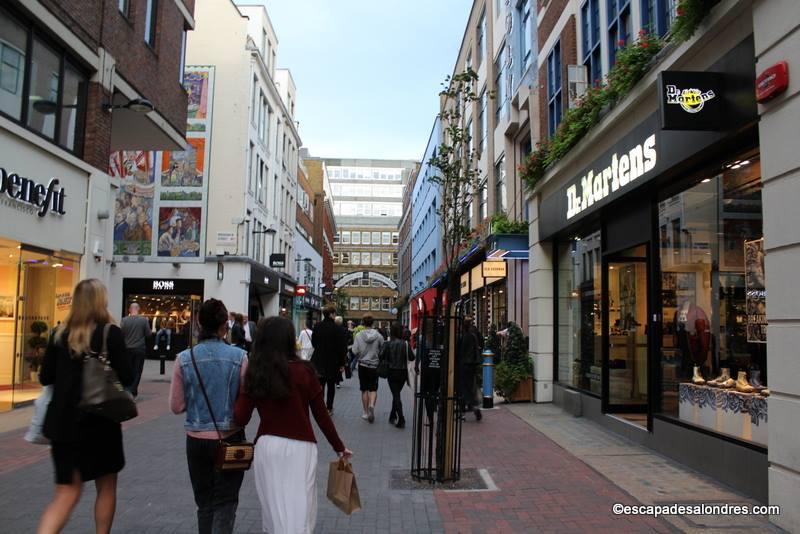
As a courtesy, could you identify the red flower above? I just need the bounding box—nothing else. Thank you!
[617,39,626,47]
[640,41,649,49]
[676,6,685,16]
[638,29,647,38]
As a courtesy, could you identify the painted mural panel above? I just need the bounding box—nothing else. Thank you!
[110,151,156,256]
[157,207,202,258]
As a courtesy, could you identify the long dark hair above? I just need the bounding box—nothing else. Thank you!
[245,316,298,399]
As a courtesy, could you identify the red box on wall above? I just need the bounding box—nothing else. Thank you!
[756,61,789,103]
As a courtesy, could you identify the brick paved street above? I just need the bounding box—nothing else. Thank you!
[0,361,779,533]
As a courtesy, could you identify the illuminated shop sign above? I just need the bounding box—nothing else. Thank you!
[152,280,176,291]
[566,135,657,220]
[658,71,725,130]
[0,167,66,217]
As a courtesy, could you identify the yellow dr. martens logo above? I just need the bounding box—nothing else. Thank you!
[665,85,716,113]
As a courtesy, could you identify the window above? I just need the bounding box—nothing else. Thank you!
[479,178,488,221]
[495,45,506,121]
[392,252,398,266]
[392,232,399,245]
[350,297,360,311]
[382,297,391,311]
[479,90,488,154]
[466,119,474,156]
[352,252,360,265]
[118,0,130,17]
[178,29,187,85]
[248,146,256,193]
[362,232,371,245]
[608,0,632,67]
[582,0,601,85]
[382,232,391,245]
[341,252,350,265]
[0,15,25,119]
[361,252,370,265]
[372,252,381,265]
[361,297,370,311]
[334,232,340,244]
[495,156,507,213]
[144,0,158,47]
[641,0,674,37]
[477,10,487,66]
[371,297,381,311]
[382,252,391,266]
[352,231,361,245]
[332,253,339,264]
[372,231,381,244]
[547,41,563,136]
[466,50,472,73]
[342,231,351,244]
[519,0,532,68]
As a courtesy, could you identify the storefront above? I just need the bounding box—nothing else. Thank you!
[0,129,90,411]
[536,37,767,500]
[459,260,507,337]
[279,278,296,319]
[121,278,204,359]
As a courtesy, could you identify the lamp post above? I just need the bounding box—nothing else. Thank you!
[252,227,277,265]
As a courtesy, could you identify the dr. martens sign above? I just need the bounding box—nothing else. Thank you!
[0,167,66,217]
[658,71,725,130]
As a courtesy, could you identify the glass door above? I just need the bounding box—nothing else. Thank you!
[603,245,650,417]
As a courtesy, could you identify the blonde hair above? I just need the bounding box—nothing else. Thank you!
[56,279,115,358]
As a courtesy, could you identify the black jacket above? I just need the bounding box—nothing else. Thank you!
[311,318,347,380]
[458,327,482,367]
[379,339,415,370]
[230,323,247,349]
[40,324,134,442]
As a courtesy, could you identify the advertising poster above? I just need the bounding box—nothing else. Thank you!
[110,151,156,256]
[157,207,202,258]
[745,238,767,343]
[160,137,205,187]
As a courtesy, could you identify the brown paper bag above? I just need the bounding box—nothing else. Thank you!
[327,459,362,515]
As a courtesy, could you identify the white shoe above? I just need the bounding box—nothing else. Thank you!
[166,345,170,351]
[153,345,158,351]
[361,413,369,421]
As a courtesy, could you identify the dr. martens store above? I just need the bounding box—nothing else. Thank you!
[538,37,769,500]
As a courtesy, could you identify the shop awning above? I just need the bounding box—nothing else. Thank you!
[487,233,529,260]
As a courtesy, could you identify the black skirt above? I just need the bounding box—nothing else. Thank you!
[51,415,125,484]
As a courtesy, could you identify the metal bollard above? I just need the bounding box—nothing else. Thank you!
[482,346,494,409]
[160,354,166,375]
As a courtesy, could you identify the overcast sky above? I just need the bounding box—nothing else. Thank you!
[256,0,470,162]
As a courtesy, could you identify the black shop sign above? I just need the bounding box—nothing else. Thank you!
[658,71,725,131]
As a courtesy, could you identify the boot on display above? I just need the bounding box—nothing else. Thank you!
[692,366,706,385]
[707,368,730,387]
[735,371,754,393]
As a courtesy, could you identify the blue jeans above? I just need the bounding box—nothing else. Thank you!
[155,328,172,349]
[186,431,245,534]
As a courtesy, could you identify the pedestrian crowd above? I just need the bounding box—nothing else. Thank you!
[30,279,432,534]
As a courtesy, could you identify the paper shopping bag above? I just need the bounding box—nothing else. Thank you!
[327,459,362,515]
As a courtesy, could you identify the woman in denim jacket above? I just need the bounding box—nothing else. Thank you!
[170,299,248,534]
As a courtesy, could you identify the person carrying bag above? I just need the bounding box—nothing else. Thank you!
[170,299,249,534]
[378,322,415,429]
[37,279,134,534]
[327,458,361,515]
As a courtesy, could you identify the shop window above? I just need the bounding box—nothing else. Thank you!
[658,154,765,445]
[557,230,602,393]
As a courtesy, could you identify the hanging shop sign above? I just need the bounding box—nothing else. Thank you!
[0,168,67,217]
[460,273,470,296]
[658,71,725,130]
[481,260,507,278]
[281,280,295,296]
[755,61,789,103]
[270,253,286,268]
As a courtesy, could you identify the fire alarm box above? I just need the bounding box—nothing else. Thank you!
[756,61,789,103]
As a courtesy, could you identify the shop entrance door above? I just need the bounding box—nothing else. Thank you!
[603,245,650,421]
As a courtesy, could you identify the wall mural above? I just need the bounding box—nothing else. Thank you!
[110,66,214,262]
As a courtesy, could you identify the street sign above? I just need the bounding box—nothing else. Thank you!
[270,253,286,268]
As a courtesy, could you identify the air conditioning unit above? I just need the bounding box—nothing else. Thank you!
[568,64,588,109]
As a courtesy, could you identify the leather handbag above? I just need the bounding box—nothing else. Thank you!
[79,324,138,423]
[190,347,254,472]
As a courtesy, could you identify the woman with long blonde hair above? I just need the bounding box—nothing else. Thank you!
[38,279,134,534]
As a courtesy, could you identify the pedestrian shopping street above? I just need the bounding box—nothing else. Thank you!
[0,362,779,533]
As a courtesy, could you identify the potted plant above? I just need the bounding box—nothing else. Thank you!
[494,322,533,402]
[26,320,49,380]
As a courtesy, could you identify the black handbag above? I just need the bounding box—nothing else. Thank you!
[79,324,138,423]
[190,347,254,472]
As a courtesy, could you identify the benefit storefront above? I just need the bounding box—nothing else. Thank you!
[0,128,90,411]
[532,35,769,501]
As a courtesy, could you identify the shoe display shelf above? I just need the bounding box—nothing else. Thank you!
[678,383,767,446]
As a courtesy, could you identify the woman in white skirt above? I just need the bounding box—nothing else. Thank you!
[235,316,352,533]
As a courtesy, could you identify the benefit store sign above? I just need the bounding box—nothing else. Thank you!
[0,166,67,217]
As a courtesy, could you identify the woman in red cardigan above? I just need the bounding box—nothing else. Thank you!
[235,317,352,533]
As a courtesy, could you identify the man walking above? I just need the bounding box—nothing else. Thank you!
[120,302,151,398]
[457,315,482,421]
[311,305,347,414]
[243,314,256,352]
[352,315,384,423]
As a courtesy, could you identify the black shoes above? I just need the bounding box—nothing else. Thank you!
[474,408,482,421]
[389,413,397,425]
[395,418,405,429]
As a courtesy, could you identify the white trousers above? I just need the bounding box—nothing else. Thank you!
[254,435,319,534]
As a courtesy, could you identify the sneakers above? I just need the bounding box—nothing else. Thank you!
[361,413,369,421]
[166,345,170,351]
[368,406,375,423]
[153,344,158,351]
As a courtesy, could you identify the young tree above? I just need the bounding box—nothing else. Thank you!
[427,69,483,309]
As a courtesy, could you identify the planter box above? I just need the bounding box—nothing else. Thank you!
[506,377,533,403]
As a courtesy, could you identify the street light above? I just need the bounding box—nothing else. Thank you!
[253,227,277,255]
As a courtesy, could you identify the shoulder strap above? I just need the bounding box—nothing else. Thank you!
[190,347,222,441]
[101,323,111,360]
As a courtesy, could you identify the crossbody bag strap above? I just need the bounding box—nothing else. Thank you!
[100,323,111,362]
[190,347,222,441]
